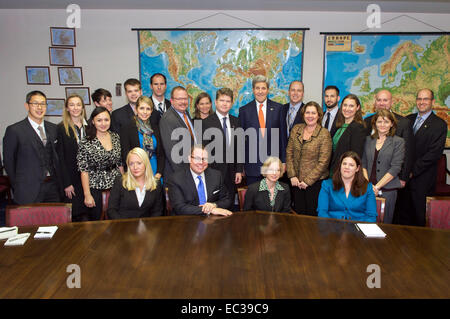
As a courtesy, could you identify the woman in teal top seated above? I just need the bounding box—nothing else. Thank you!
[329,94,366,176]
[318,151,377,222]
[120,96,164,181]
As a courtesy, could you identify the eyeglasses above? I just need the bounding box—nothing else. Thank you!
[416,97,432,102]
[173,97,189,102]
[28,102,47,107]
[192,156,208,163]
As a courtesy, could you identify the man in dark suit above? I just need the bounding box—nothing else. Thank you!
[283,81,305,137]
[149,73,171,127]
[322,85,340,137]
[402,88,447,226]
[202,88,243,208]
[159,86,199,181]
[364,89,414,186]
[238,75,288,186]
[111,78,141,135]
[3,91,62,204]
[168,145,233,216]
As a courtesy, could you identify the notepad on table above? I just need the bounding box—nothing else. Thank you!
[34,226,58,239]
[355,223,386,238]
[4,233,31,246]
[0,226,18,240]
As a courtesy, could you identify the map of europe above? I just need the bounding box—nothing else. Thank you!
[138,30,304,117]
[324,34,449,146]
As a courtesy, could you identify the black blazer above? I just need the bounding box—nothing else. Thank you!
[202,113,243,196]
[407,112,447,193]
[283,102,305,134]
[3,118,62,204]
[167,167,232,215]
[111,104,135,135]
[238,99,288,177]
[120,121,165,175]
[107,176,163,219]
[243,180,291,213]
[56,123,84,190]
[364,112,414,181]
[330,121,366,173]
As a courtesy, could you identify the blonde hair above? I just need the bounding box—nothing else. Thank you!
[122,147,157,192]
[62,94,87,141]
[260,156,282,177]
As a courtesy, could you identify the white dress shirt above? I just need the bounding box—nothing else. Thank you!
[135,186,146,207]
[216,111,232,146]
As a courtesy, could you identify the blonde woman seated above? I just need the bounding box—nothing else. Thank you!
[108,147,163,219]
[243,156,291,213]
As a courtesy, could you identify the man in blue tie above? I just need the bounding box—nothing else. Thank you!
[167,145,233,216]
[401,88,447,226]
[283,80,305,137]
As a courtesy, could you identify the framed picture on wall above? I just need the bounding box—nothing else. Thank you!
[25,66,51,85]
[46,98,65,116]
[50,27,76,47]
[58,67,83,85]
[49,47,74,66]
[65,87,90,105]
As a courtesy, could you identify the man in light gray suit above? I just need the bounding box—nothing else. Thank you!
[159,86,198,181]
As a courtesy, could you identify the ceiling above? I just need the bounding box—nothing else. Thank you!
[0,0,450,14]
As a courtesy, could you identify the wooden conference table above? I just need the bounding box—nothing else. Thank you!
[0,211,448,298]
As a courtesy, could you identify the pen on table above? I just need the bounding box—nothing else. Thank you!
[8,234,29,242]
[37,231,53,234]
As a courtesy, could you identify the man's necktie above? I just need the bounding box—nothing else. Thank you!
[158,102,164,115]
[324,112,331,130]
[222,117,229,146]
[413,116,423,135]
[288,107,296,131]
[37,125,47,145]
[197,175,206,205]
[258,103,265,137]
[183,112,195,140]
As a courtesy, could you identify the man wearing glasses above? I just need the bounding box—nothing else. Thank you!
[3,91,62,204]
[160,86,199,180]
[402,88,447,226]
[167,145,232,216]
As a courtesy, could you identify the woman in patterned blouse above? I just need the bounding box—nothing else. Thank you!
[243,156,291,213]
[77,107,123,220]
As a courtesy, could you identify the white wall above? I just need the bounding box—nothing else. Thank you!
[1,8,449,147]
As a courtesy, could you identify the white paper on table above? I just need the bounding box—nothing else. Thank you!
[34,226,58,239]
[355,223,387,238]
[4,233,31,246]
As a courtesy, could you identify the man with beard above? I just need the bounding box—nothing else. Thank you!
[322,85,340,137]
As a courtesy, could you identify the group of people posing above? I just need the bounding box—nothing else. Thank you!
[2,73,447,227]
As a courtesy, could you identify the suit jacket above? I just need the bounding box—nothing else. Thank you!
[202,113,243,197]
[3,118,62,204]
[317,179,377,222]
[120,121,165,175]
[243,180,291,213]
[362,135,405,190]
[111,103,135,135]
[364,112,414,181]
[407,112,447,194]
[159,106,198,180]
[238,99,288,177]
[167,167,232,215]
[149,97,171,127]
[107,176,163,219]
[56,123,84,190]
[330,121,366,173]
[282,102,305,134]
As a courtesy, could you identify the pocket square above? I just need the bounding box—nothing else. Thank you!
[212,189,220,194]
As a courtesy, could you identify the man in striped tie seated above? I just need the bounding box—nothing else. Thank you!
[167,145,233,216]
